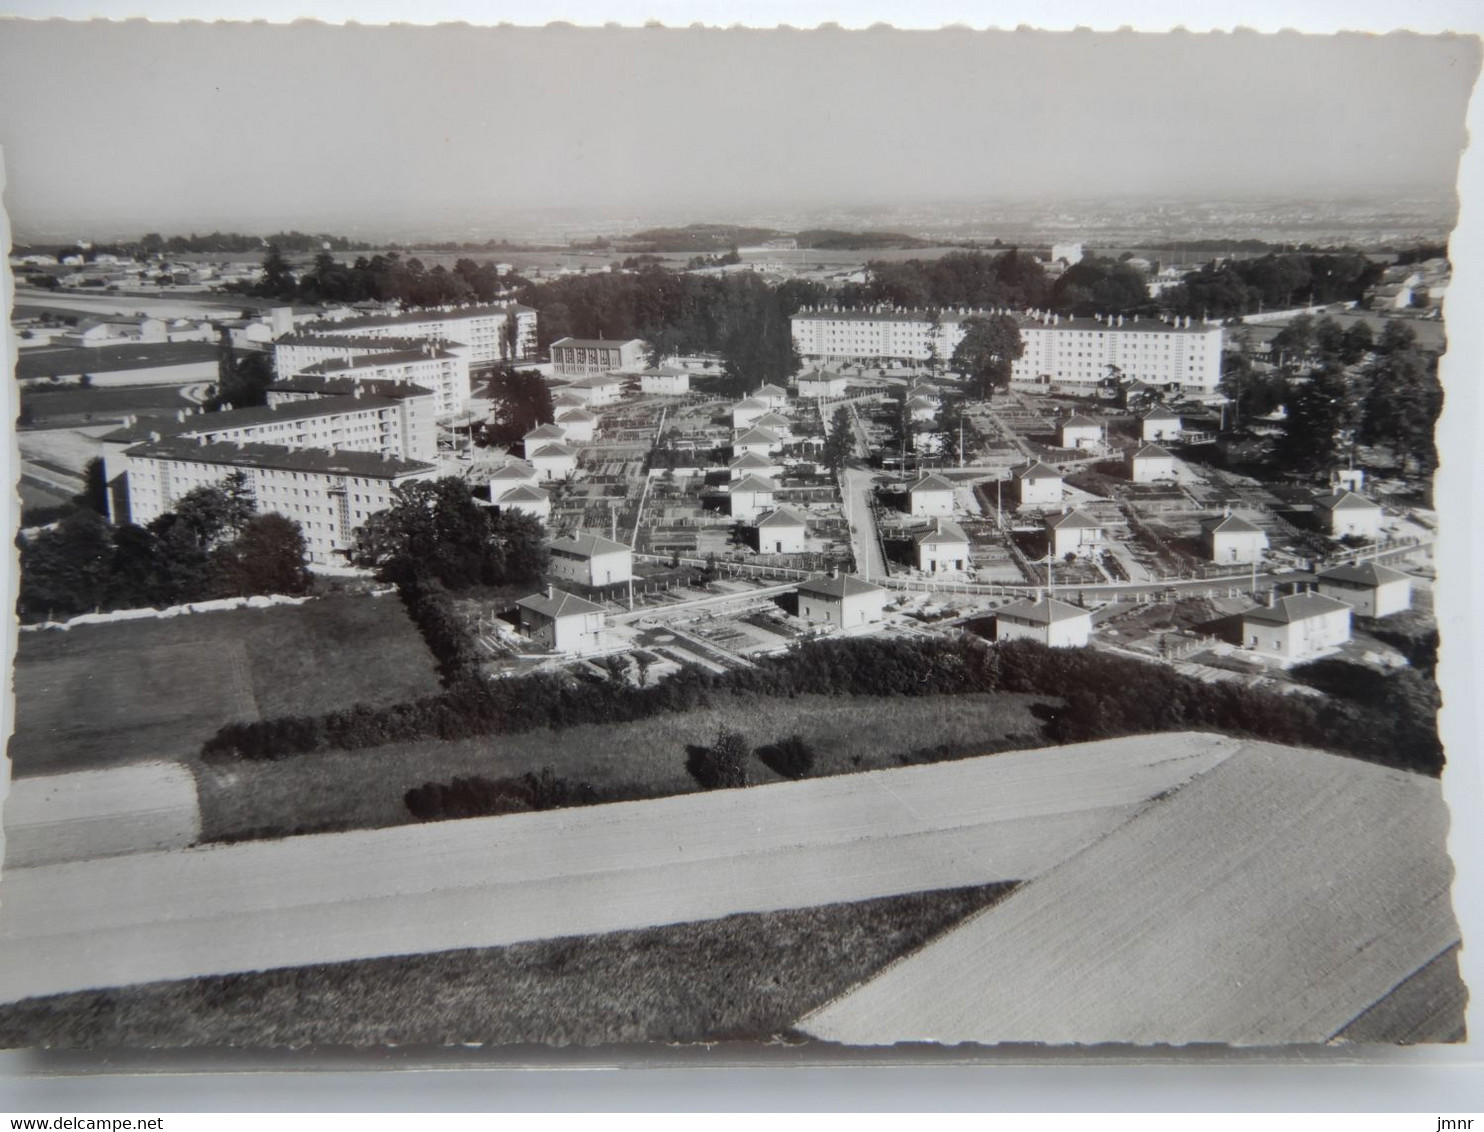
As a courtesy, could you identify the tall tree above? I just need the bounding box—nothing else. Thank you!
[821,406,855,475]
[1361,348,1443,477]
[256,242,295,299]
[16,510,114,620]
[950,314,1024,400]
[1277,364,1363,472]
[213,513,313,597]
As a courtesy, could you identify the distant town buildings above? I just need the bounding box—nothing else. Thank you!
[301,302,538,366]
[790,306,1223,395]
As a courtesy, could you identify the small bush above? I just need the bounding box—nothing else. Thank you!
[757,734,816,780]
[404,767,598,822]
[686,729,750,790]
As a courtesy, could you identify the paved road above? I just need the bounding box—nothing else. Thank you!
[840,464,887,582]
[0,734,1236,1002]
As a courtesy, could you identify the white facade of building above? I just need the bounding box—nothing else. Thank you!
[728,475,777,521]
[907,474,957,517]
[1314,490,1385,540]
[639,367,691,396]
[276,340,473,419]
[1012,461,1064,507]
[915,519,971,574]
[1141,409,1183,443]
[301,303,538,364]
[549,338,647,377]
[796,368,850,398]
[554,407,598,443]
[122,440,437,565]
[1129,444,1178,483]
[1012,314,1223,393]
[754,507,809,554]
[1241,592,1353,664]
[529,443,578,481]
[995,597,1092,647]
[796,574,888,627]
[548,532,634,587]
[1316,563,1412,618]
[1059,416,1104,450]
[1047,510,1102,558]
[492,483,551,522]
[516,587,607,655]
[1201,514,1269,565]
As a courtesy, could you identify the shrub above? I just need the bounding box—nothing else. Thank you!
[686,729,750,790]
[404,767,598,822]
[757,734,816,780]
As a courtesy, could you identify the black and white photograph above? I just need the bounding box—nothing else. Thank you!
[0,11,1479,1061]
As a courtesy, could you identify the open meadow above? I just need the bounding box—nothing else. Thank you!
[10,594,440,777]
[195,690,1056,842]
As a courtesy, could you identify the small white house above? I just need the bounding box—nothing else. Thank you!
[528,442,578,481]
[1200,513,1269,565]
[1240,591,1353,664]
[796,573,888,628]
[732,426,783,458]
[563,372,629,407]
[907,396,937,423]
[752,412,795,441]
[1316,562,1412,618]
[515,587,608,656]
[1046,508,1102,558]
[522,423,569,459]
[1313,490,1384,540]
[796,368,849,399]
[754,383,790,410]
[728,451,783,480]
[914,518,971,574]
[754,507,809,554]
[489,460,538,494]
[1128,443,1178,483]
[1141,407,1183,443]
[548,532,634,587]
[995,597,1093,648]
[554,407,598,443]
[728,475,778,521]
[1012,461,1064,507]
[907,473,957,517]
[493,483,551,522]
[731,399,770,429]
[1059,414,1103,450]
[639,366,691,396]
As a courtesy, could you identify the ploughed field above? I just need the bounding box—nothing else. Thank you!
[9,594,441,777]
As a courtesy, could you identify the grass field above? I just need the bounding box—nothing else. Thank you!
[10,594,440,778]
[0,883,1012,1048]
[16,342,220,382]
[195,691,1055,843]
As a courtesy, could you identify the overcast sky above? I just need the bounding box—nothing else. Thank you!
[0,20,1478,238]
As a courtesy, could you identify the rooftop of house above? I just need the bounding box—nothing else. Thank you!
[295,347,461,373]
[1062,415,1102,430]
[1316,562,1410,587]
[524,424,568,440]
[100,394,405,444]
[755,383,790,397]
[1142,406,1182,421]
[915,518,970,545]
[1241,592,1354,625]
[909,473,957,494]
[730,475,779,493]
[299,303,533,335]
[268,374,435,400]
[753,412,793,430]
[732,398,769,412]
[549,532,631,558]
[796,573,885,599]
[123,438,435,478]
[1014,461,1064,481]
[756,506,808,529]
[496,484,550,503]
[1133,444,1176,460]
[1201,514,1264,534]
[555,407,598,422]
[729,452,777,469]
[551,337,645,350]
[733,427,781,445]
[1314,489,1382,511]
[529,442,576,460]
[516,588,608,620]
[996,596,1091,624]
[1047,509,1102,531]
[489,461,537,481]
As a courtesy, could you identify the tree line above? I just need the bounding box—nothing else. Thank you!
[199,631,1443,778]
[17,473,311,622]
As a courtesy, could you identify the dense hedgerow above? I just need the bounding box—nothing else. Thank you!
[201,634,1444,777]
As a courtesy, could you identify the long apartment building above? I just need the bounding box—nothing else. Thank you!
[99,386,439,525]
[273,338,472,418]
[297,303,539,366]
[122,439,437,565]
[1012,312,1223,393]
[791,306,1224,394]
